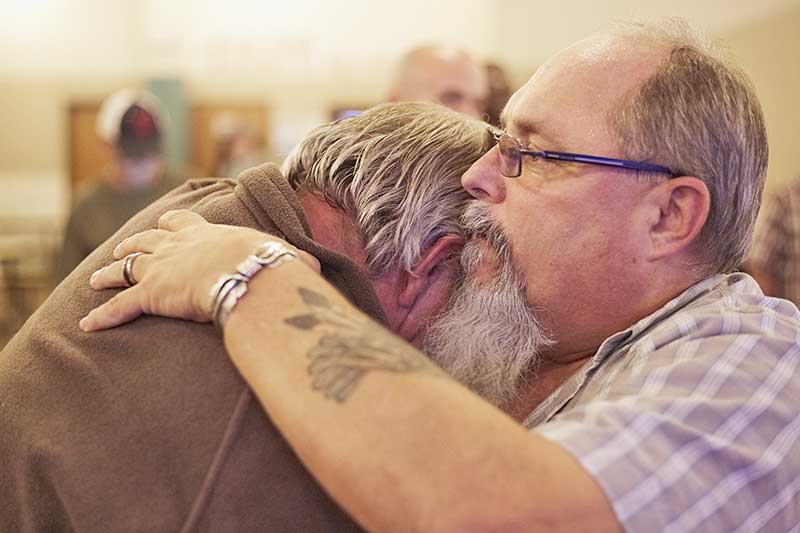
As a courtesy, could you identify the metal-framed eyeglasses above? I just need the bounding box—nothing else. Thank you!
[487,128,676,178]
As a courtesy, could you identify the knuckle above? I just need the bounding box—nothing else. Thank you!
[113,238,130,259]
[122,236,138,251]
[158,210,179,227]
[105,296,122,317]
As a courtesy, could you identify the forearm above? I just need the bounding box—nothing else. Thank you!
[223,263,618,532]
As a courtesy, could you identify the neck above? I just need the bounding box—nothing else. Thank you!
[504,355,591,422]
[505,267,704,422]
[545,265,702,364]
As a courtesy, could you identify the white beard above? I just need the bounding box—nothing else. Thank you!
[422,203,553,408]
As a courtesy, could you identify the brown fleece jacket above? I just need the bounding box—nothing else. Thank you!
[0,164,382,532]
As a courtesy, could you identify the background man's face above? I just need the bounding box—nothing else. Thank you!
[426,59,488,118]
[399,54,488,118]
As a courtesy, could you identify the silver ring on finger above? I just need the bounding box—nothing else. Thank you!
[122,252,144,287]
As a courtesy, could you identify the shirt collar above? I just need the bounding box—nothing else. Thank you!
[523,273,749,428]
[592,274,732,364]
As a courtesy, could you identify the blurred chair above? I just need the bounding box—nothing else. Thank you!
[208,111,266,178]
[189,103,268,177]
[0,216,59,348]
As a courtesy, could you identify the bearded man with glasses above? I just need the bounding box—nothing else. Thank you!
[79,20,799,532]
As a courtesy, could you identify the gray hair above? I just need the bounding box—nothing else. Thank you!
[609,20,768,275]
[282,102,490,275]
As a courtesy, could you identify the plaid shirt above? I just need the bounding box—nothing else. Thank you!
[750,178,800,306]
[528,273,800,532]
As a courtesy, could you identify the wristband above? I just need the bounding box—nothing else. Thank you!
[209,241,298,328]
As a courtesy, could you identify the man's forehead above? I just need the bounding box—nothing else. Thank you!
[499,34,664,147]
[499,111,550,140]
[499,82,562,146]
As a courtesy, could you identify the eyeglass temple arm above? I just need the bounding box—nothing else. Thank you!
[536,150,675,176]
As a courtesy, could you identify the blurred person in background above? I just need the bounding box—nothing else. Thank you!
[209,111,265,179]
[388,44,488,118]
[746,175,800,306]
[56,89,179,281]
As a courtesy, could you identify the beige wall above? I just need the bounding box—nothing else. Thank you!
[0,76,390,221]
[0,79,135,219]
[1,2,799,221]
[0,0,494,221]
[722,4,800,196]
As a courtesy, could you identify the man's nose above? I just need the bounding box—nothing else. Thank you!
[461,149,506,202]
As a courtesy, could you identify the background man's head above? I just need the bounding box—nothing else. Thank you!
[209,112,264,179]
[388,45,488,119]
[96,89,167,189]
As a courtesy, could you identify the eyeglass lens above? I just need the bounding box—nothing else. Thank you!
[497,134,521,177]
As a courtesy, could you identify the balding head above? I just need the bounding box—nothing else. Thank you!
[388,45,488,118]
[604,21,768,275]
[500,21,766,277]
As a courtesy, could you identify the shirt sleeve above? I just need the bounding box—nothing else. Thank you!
[533,328,800,532]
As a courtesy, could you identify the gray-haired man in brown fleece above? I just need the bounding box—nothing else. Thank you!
[0,103,489,532]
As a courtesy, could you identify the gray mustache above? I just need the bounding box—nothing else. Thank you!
[461,202,511,263]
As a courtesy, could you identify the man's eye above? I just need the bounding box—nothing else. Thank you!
[521,154,563,178]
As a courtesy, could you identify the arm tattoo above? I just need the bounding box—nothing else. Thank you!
[285,287,443,402]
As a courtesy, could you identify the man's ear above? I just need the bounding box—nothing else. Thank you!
[398,234,464,308]
[645,176,710,260]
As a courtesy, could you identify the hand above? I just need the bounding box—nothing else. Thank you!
[79,209,320,332]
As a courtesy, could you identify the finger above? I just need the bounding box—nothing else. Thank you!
[79,286,146,332]
[297,250,321,274]
[112,229,169,260]
[90,254,151,290]
[158,210,207,232]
